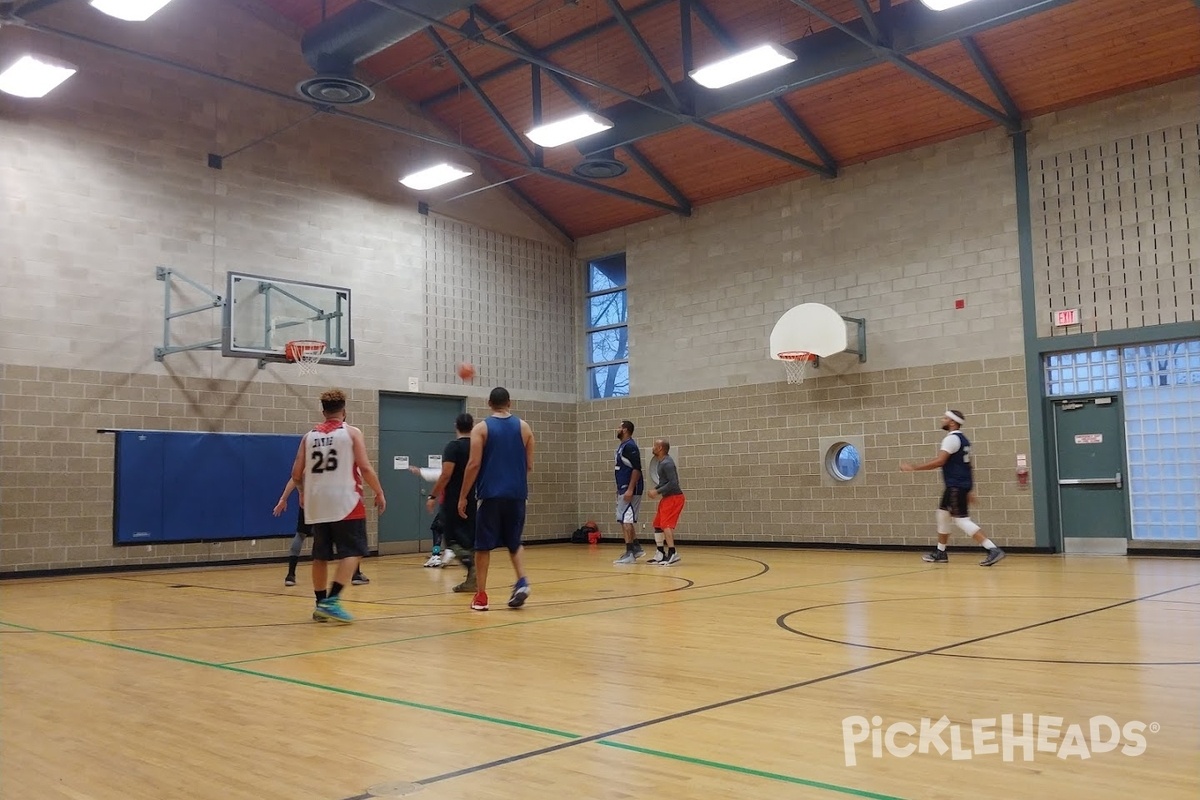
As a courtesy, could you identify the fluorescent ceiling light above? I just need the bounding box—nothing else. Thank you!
[89,0,175,22]
[400,163,473,191]
[919,0,980,9]
[525,112,614,148]
[688,43,796,90]
[0,55,77,99]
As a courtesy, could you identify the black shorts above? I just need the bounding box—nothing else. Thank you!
[940,487,971,518]
[296,506,312,537]
[311,517,369,561]
[475,498,526,554]
[442,506,476,553]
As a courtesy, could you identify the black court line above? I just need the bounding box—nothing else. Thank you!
[777,595,1200,666]
[411,578,1200,786]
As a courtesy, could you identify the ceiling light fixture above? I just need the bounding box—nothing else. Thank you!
[0,55,77,99]
[918,0,981,9]
[400,163,473,191]
[525,112,614,148]
[688,43,796,90]
[89,0,175,22]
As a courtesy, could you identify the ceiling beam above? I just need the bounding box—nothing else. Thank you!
[852,0,886,45]
[604,0,683,111]
[493,0,1072,157]
[690,0,838,175]
[784,0,1020,131]
[425,28,535,164]
[421,0,676,109]
[960,35,1022,121]
[472,6,694,214]
[371,0,835,179]
[20,18,688,219]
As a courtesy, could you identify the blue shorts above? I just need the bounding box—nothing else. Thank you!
[475,498,526,553]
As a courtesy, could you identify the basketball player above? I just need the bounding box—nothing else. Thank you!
[413,413,477,592]
[900,410,1006,567]
[612,420,645,565]
[272,480,370,587]
[289,389,386,622]
[646,439,685,565]
[457,387,534,611]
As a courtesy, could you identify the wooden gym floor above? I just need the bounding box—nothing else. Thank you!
[2,545,1198,800]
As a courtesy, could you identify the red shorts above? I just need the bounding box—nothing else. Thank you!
[653,493,686,530]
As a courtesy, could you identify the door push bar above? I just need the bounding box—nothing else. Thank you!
[1058,472,1122,489]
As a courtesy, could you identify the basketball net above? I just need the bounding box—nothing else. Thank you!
[778,351,816,385]
[286,340,326,375]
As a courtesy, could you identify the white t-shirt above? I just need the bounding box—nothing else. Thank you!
[940,434,962,455]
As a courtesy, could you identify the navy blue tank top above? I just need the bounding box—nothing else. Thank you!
[477,415,528,500]
[942,431,973,490]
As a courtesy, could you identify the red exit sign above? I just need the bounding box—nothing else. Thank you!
[1053,308,1080,326]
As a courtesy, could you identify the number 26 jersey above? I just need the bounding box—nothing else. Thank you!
[303,420,365,524]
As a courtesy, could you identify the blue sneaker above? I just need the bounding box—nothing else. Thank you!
[508,577,530,608]
[314,596,353,623]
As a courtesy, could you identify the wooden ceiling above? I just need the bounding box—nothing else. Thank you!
[257,0,1200,239]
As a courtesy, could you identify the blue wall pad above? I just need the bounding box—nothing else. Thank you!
[114,431,303,544]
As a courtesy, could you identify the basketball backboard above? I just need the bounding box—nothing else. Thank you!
[769,302,865,383]
[222,272,354,366]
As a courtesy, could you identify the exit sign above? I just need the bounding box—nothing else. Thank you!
[1053,308,1081,326]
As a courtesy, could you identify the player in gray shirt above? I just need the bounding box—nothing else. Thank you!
[647,439,686,565]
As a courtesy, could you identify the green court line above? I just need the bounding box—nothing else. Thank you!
[221,566,935,665]
[598,741,908,800]
[2,618,911,800]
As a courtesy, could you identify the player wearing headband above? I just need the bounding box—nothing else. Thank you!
[900,410,1006,567]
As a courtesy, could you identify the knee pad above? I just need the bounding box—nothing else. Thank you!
[954,516,981,536]
[936,509,952,535]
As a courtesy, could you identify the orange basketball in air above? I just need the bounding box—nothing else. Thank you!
[457,362,476,381]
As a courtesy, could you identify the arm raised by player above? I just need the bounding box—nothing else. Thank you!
[349,425,386,513]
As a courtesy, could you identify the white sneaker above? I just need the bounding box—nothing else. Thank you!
[645,551,664,564]
[423,554,442,567]
[658,553,681,565]
[441,548,456,567]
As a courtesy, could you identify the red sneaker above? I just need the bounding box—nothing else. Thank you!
[471,591,489,611]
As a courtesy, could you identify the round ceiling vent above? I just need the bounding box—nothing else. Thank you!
[296,75,375,105]
[573,158,628,179]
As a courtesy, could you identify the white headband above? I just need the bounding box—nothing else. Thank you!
[945,410,964,425]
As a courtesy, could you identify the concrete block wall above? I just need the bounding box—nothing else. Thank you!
[576,358,1032,547]
[578,127,1024,396]
[0,1,578,572]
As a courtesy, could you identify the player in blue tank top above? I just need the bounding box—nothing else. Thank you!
[458,387,536,611]
[900,409,1006,567]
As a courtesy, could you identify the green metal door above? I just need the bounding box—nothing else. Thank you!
[1052,395,1130,548]
[377,394,464,554]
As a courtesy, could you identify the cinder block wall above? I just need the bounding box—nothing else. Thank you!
[0,1,578,573]
[575,126,1033,546]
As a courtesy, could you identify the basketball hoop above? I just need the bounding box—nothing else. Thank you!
[778,351,817,385]
[285,340,326,375]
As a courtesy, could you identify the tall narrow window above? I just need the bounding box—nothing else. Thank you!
[586,254,629,398]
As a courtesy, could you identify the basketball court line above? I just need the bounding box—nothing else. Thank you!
[220,563,920,666]
[0,619,911,800]
[7,579,1197,799]
[777,594,1200,665]
[408,578,1200,787]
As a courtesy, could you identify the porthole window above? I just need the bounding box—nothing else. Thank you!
[827,442,861,481]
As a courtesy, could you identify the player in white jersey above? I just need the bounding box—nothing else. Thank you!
[289,389,386,622]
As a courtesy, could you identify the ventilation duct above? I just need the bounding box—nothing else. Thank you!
[298,0,476,105]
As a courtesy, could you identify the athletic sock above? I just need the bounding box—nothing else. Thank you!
[330,582,344,598]
[937,543,947,551]
[980,539,996,550]
[287,556,299,575]
[315,589,328,602]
